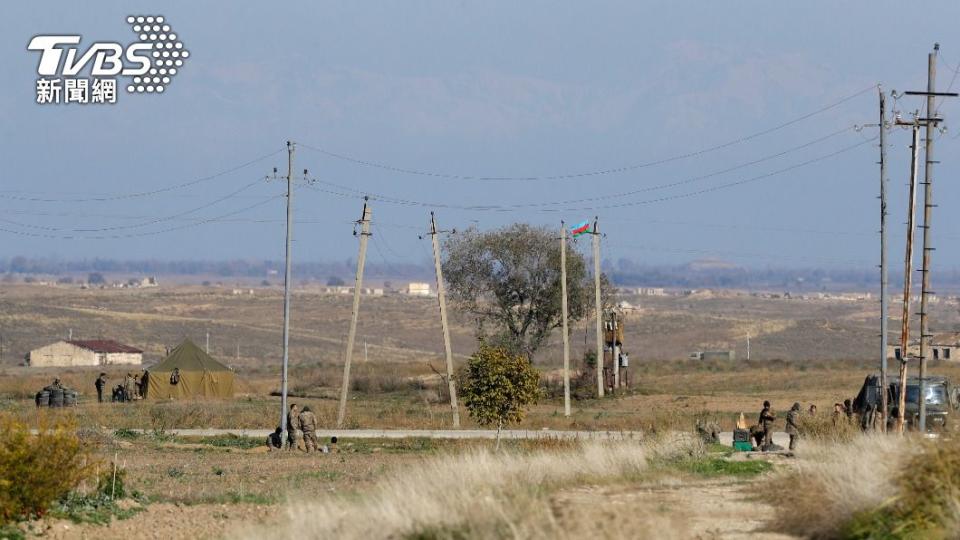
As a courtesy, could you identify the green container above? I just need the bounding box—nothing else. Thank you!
[733,441,753,452]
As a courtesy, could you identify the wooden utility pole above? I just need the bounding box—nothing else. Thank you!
[896,119,921,434]
[429,212,461,428]
[591,217,604,397]
[337,199,371,428]
[560,221,572,417]
[879,86,890,432]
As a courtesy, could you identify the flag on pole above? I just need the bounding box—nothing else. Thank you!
[570,220,591,238]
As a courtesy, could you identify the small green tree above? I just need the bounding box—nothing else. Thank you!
[459,344,541,449]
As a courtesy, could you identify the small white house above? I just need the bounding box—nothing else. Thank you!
[27,340,143,367]
[406,282,432,296]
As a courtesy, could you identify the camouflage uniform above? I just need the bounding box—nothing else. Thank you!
[299,407,318,452]
[266,428,283,451]
[758,403,776,450]
[785,402,801,451]
[287,405,305,451]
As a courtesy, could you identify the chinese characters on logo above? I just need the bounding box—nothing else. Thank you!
[36,78,117,104]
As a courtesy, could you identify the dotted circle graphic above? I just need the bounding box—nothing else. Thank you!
[125,15,188,94]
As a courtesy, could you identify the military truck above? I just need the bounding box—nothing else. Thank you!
[854,374,960,432]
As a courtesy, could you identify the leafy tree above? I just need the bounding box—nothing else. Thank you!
[86,272,105,285]
[459,344,541,449]
[443,224,594,358]
[326,275,346,286]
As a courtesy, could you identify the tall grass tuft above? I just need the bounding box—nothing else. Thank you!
[244,435,700,539]
[761,435,908,539]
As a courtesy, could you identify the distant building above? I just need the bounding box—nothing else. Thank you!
[27,339,143,367]
[888,332,960,362]
[689,350,736,361]
[406,282,432,296]
[636,287,666,297]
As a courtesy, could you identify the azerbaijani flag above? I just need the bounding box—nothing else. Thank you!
[570,220,591,238]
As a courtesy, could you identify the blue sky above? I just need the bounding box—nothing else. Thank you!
[2,1,960,269]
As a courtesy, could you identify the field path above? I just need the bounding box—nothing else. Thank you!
[554,478,798,539]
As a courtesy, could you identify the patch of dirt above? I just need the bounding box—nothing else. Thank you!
[31,503,279,540]
[553,478,798,540]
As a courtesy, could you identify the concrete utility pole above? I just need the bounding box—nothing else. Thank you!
[879,86,890,432]
[611,311,620,389]
[918,47,938,432]
[205,330,210,354]
[591,217,604,397]
[429,212,461,428]
[902,44,955,431]
[560,221,572,417]
[267,140,305,444]
[337,199,371,428]
[747,332,751,361]
[897,119,921,434]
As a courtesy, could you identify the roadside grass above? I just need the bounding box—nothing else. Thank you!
[242,434,771,539]
[761,435,910,539]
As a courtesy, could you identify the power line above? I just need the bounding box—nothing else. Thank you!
[0,195,282,240]
[298,85,875,182]
[0,148,283,203]
[303,136,875,213]
[0,178,265,233]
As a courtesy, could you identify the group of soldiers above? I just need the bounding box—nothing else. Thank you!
[752,400,802,451]
[266,402,337,453]
[94,372,147,403]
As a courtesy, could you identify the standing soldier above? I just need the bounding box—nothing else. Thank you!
[287,403,305,451]
[758,400,776,450]
[785,402,801,451]
[123,373,134,402]
[299,406,318,452]
[95,373,107,403]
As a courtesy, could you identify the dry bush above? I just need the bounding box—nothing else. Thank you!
[761,435,909,539]
[243,435,700,539]
[796,413,860,443]
[0,413,95,523]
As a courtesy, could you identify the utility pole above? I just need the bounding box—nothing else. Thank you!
[611,311,620,389]
[337,199,371,428]
[429,212,461,428]
[879,86,890,432]
[903,44,956,432]
[747,332,751,361]
[897,119,921,434]
[918,47,938,432]
[267,140,308,444]
[236,341,240,364]
[591,217,604,397]
[560,221,572,416]
[205,330,210,354]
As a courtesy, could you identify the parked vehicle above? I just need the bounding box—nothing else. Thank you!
[854,374,960,432]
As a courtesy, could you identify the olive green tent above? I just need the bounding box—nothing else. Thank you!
[145,339,235,399]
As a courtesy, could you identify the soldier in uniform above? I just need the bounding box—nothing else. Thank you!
[298,406,318,452]
[123,373,134,402]
[785,402,801,451]
[266,427,283,451]
[95,373,107,403]
[287,403,305,451]
[758,400,776,450]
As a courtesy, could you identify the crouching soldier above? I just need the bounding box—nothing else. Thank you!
[266,427,283,451]
[299,406,318,452]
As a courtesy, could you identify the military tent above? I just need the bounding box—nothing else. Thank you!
[145,339,235,399]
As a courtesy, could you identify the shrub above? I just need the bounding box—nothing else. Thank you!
[0,414,94,523]
[459,345,541,449]
[796,412,859,443]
